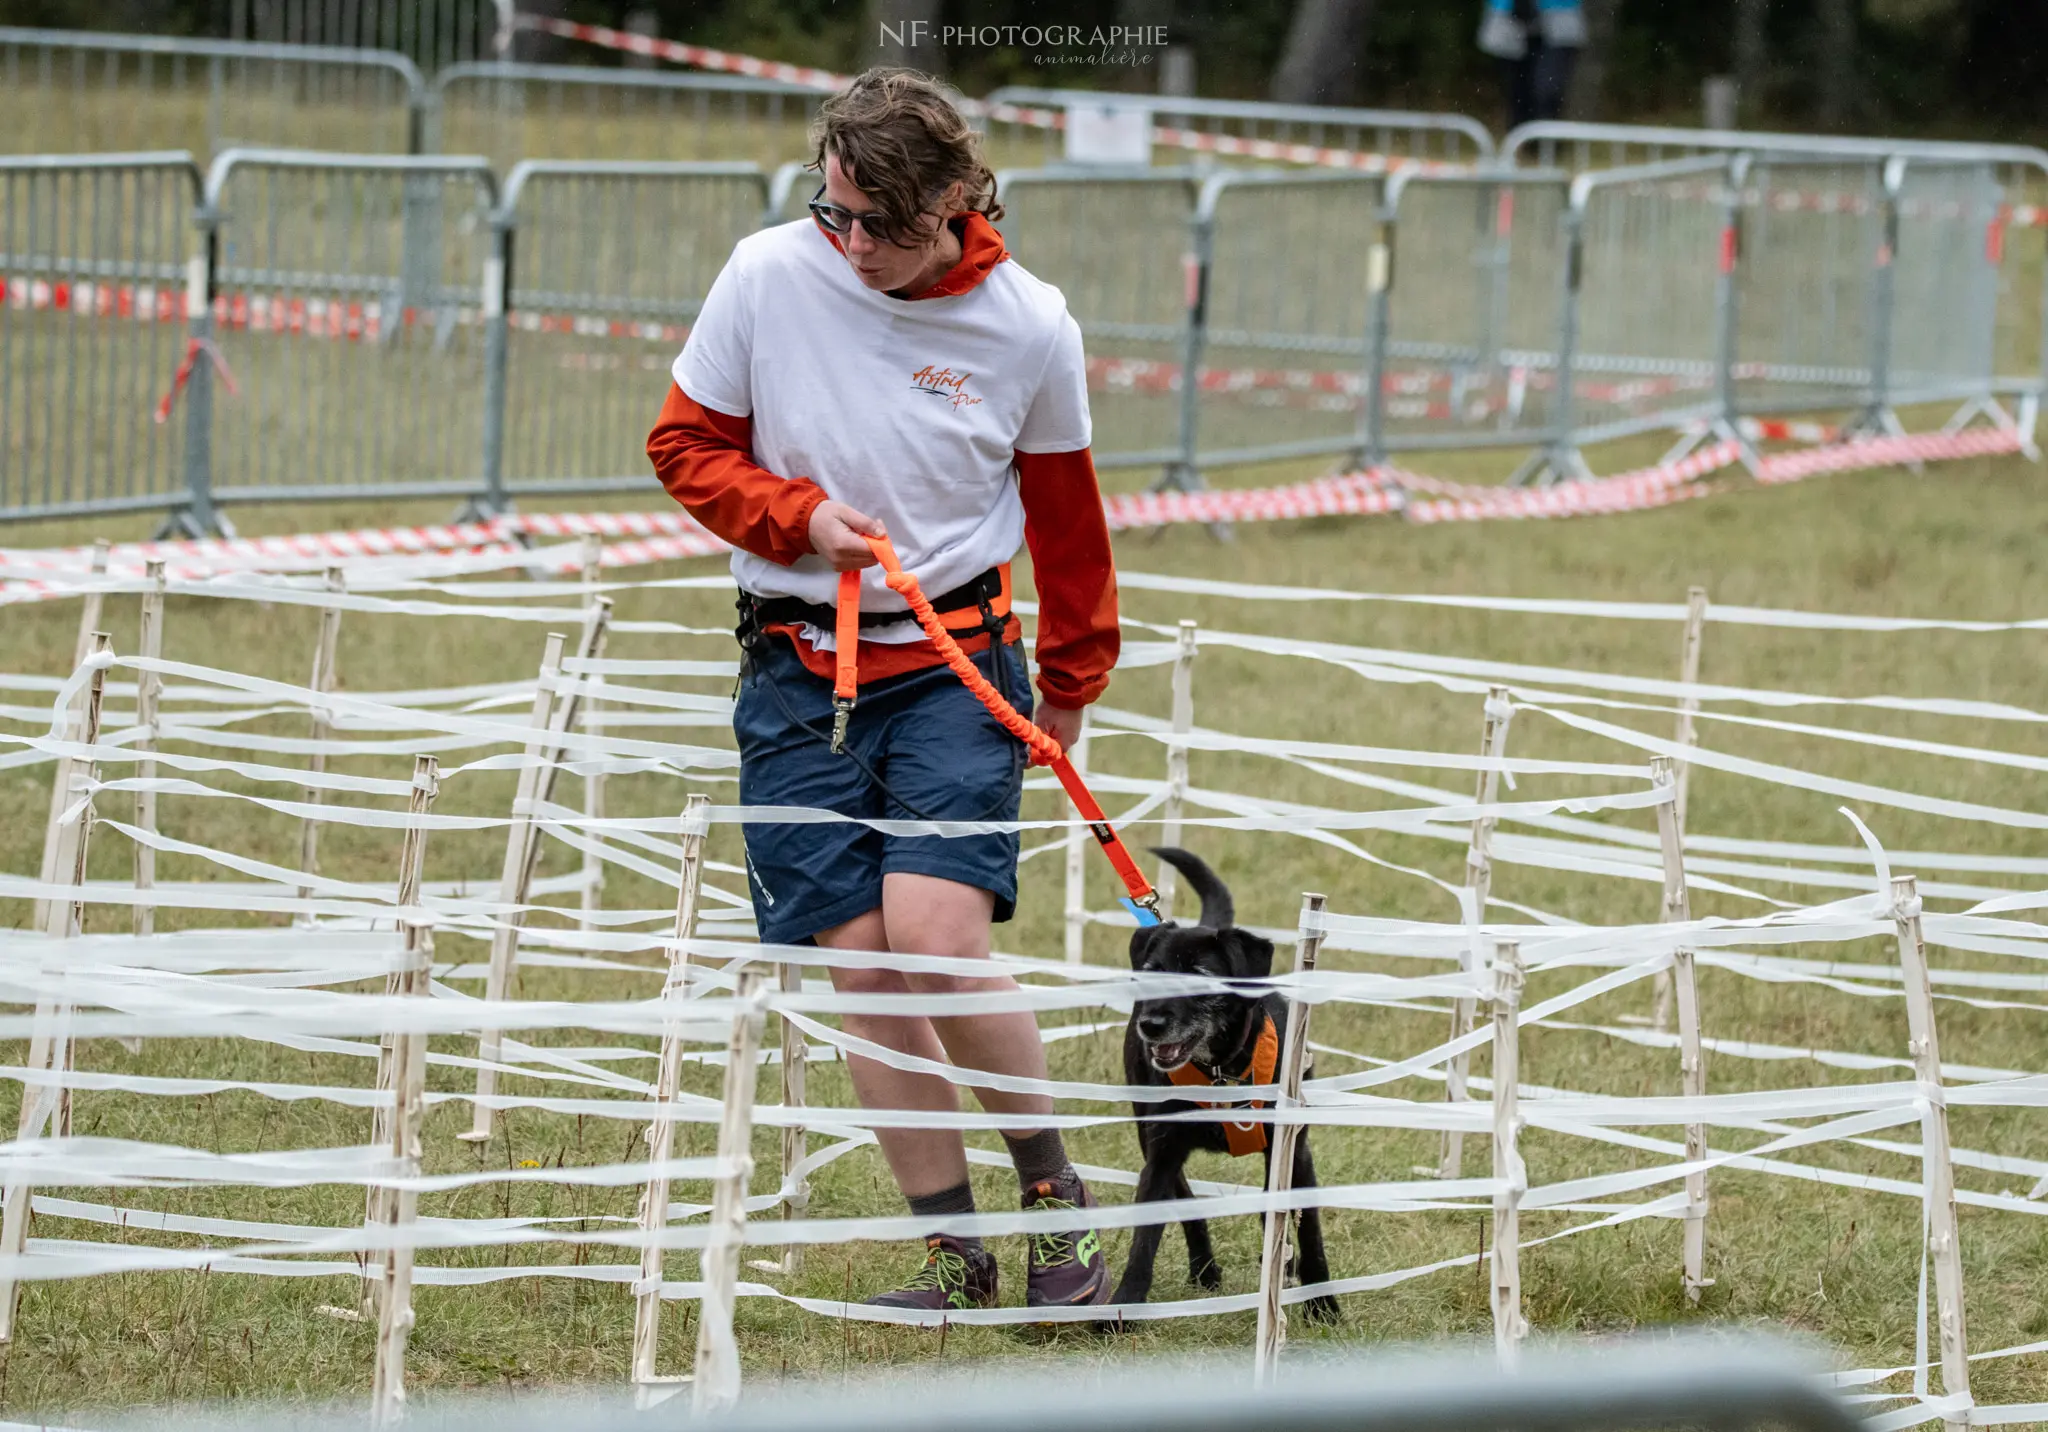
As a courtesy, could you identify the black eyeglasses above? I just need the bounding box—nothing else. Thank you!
[808,183,930,247]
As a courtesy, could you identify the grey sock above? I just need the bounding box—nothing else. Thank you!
[1002,1127,1074,1193]
[906,1180,982,1252]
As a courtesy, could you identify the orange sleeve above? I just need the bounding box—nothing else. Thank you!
[1017,447,1119,708]
[646,382,826,568]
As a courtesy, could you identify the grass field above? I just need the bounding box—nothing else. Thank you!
[2,445,2048,1418]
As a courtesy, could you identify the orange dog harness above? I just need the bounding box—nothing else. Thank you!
[1167,1012,1280,1157]
[831,535,1163,926]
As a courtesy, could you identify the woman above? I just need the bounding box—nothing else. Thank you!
[647,68,1120,1313]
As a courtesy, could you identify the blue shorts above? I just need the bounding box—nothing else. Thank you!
[733,634,1031,946]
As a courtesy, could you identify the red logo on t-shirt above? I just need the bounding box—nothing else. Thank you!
[910,364,983,412]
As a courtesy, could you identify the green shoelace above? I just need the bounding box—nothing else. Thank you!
[901,1243,973,1296]
[1029,1197,1081,1268]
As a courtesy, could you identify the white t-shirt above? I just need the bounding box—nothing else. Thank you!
[672,217,1092,646]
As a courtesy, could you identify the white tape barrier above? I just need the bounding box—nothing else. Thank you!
[4,540,2047,1422]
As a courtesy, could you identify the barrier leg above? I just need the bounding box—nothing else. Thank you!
[1653,586,1707,1030]
[1442,686,1512,1180]
[368,760,438,1425]
[1652,758,1711,1303]
[692,972,766,1415]
[1490,939,1526,1368]
[34,540,109,932]
[1893,875,1971,1432]
[0,631,110,1344]
[633,796,711,1402]
[1255,891,1325,1385]
[1063,715,1091,964]
[296,567,345,921]
[1154,620,1198,921]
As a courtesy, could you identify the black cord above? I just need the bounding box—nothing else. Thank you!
[750,641,1026,826]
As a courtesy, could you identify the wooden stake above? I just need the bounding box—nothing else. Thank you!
[368,755,440,1423]
[578,535,606,935]
[1892,875,1971,1432]
[779,956,808,1278]
[1155,619,1198,921]
[633,796,711,1398]
[1672,585,1708,836]
[1442,686,1512,1180]
[1254,891,1324,1385]
[132,560,166,944]
[0,631,111,1343]
[692,970,766,1415]
[1655,586,1708,1030]
[464,601,610,1142]
[1651,757,1711,1303]
[1062,713,1091,964]
[35,540,109,931]
[1489,939,1527,1368]
[296,568,345,922]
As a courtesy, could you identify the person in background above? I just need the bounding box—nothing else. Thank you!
[1480,0,1586,129]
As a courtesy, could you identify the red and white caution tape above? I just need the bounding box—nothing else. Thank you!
[154,336,238,424]
[1,426,2026,603]
[511,15,1463,174]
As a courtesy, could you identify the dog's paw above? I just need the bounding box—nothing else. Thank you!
[1188,1256,1222,1291]
[1301,1294,1342,1326]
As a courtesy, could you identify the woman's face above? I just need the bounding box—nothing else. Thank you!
[822,154,960,294]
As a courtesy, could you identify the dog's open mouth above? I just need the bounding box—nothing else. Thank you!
[1146,1039,1194,1072]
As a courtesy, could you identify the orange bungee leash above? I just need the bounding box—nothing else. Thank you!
[831,533,1163,928]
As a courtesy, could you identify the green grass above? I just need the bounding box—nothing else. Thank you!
[4,449,2048,1416]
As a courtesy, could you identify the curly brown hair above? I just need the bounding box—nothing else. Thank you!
[807,67,1003,245]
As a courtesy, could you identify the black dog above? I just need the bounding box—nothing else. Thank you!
[1109,847,1338,1322]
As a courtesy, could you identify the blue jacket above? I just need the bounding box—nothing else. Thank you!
[1479,0,1586,59]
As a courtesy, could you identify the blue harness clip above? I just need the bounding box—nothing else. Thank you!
[1120,896,1163,927]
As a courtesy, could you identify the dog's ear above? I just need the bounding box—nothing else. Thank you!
[1223,928,1274,981]
[1128,923,1164,969]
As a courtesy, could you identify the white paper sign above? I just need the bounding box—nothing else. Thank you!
[1063,101,1152,166]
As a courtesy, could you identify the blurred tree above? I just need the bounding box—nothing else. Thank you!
[1732,0,1767,122]
[1570,0,1618,119]
[1270,0,1376,106]
[1815,0,1861,129]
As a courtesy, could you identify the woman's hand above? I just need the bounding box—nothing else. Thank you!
[1033,699,1085,754]
[808,500,887,570]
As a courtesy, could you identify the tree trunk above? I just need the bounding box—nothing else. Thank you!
[1733,0,1769,123]
[1815,0,1859,130]
[1116,0,1174,93]
[865,0,945,75]
[1567,0,1619,121]
[1269,0,1376,108]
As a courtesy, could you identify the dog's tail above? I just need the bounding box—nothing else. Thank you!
[1149,847,1235,929]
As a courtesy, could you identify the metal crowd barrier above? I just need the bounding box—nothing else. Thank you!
[983,86,1495,171]
[996,166,1200,474]
[190,149,499,531]
[0,152,204,523]
[0,28,424,159]
[483,159,769,507]
[1180,169,1382,476]
[1364,169,1569,461]
[4,126,2047,530]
